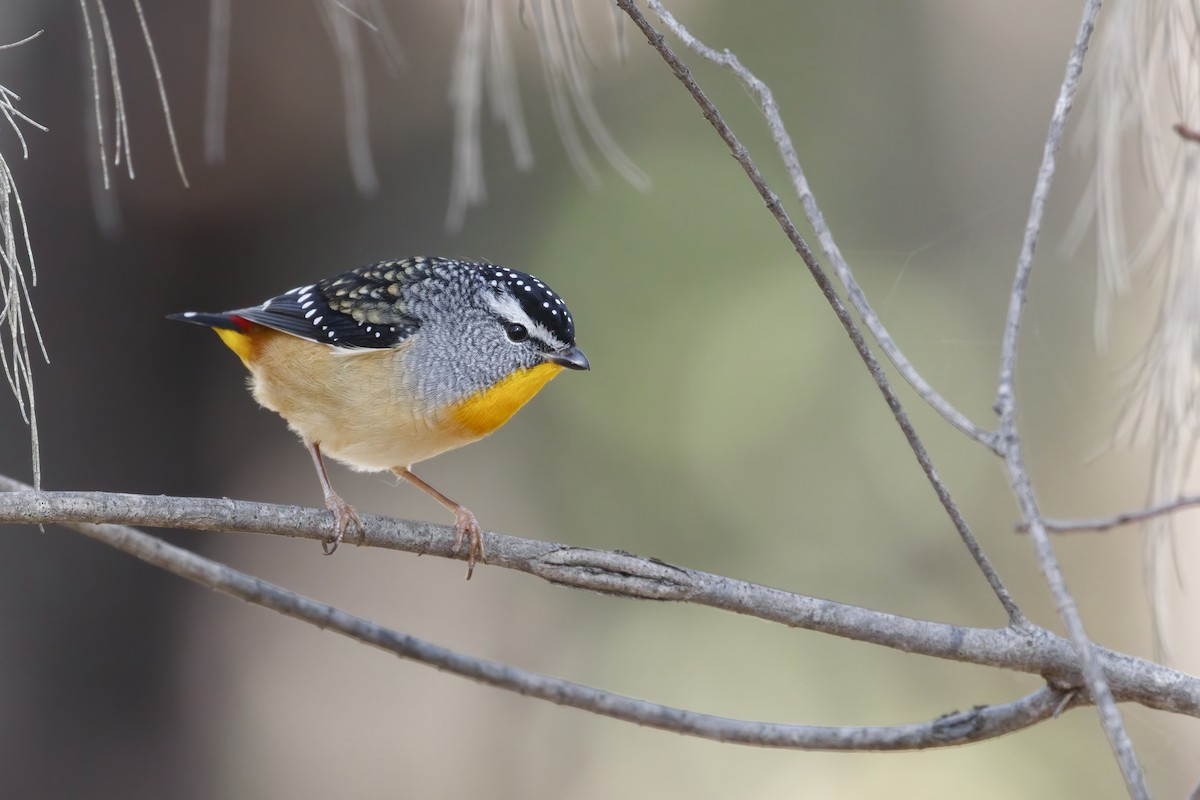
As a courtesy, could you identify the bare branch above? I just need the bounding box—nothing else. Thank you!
[3,482,1200,720]
[1040,495,1200,532]
[990,1,1147,795]
[0,481,1097,751]
[613,0,1024,626]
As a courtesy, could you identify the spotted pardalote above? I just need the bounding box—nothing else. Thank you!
[170,257,589,577]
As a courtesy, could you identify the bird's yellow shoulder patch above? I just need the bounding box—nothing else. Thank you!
[450,362,563,438]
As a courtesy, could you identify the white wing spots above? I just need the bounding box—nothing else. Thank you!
[542,301,550,308]
[375,331,382,338]
[300,300,314,309]
[551,310,558,315]
[260,299,272,309]
[313,316,324,325]
[524,285,532,292]
[304,309,317,319]
[182,311,197,318]
[327,330,336,338]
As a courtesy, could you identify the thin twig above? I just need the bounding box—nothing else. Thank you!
[2,483,1199,718]
[131,0,189,187]
[78,0,109,191]
[94,0,133,178]
[0,30,42,51]
[615,0,1024,627]
[1038,495,1200,532]
[0,483,1082,751]
[0,36,46,489]
[991,1,1146,796]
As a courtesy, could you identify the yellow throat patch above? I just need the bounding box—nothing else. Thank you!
[451,362,564,438]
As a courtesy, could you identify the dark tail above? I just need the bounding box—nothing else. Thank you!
[167,311,248,331]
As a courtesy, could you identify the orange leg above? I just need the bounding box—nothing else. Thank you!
[307,441,363,554]
[392,466,483,580]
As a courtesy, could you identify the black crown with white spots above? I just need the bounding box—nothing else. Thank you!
[177,257,577,350]
[482,263,575,345]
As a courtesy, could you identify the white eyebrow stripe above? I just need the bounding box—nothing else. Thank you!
[484,292,566,350]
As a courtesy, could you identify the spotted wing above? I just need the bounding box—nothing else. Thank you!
[234,261,425,349]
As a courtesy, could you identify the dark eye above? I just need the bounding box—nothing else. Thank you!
[505,322,529,342]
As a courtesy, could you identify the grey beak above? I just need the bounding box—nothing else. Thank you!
[544,345,590,371]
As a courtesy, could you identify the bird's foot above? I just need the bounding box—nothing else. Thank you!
[321,491,364,555]
[452,507,484,580]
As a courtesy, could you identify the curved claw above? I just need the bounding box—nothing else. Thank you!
[322,491,364,555]
[452,508,484,580]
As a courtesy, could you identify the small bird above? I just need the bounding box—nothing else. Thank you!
[169,257,589,578]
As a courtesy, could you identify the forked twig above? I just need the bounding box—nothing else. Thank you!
[613,0,1024,627]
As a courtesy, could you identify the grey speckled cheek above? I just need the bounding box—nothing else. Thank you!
[400,310,540,410]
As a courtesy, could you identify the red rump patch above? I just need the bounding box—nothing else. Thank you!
[227,315,253,332]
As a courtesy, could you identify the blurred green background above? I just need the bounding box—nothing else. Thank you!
[0,1,1194,798]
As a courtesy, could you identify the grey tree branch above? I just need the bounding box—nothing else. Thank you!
[612,0,1024,628]
[0,479,1093,752]
[2,481,1199,721]
[989,1,1147,796]
[617,1,1150,793]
